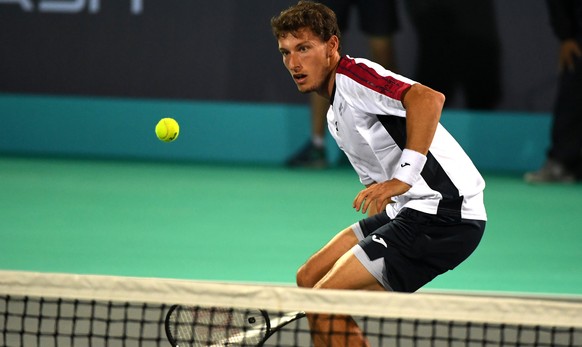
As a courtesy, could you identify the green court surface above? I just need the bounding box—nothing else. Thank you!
[1,156,581,296]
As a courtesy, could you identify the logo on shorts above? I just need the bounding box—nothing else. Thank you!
[372,235,387,248]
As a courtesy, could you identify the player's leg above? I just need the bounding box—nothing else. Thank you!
[308,250,381,347]
[296,230,374,346]
[297,214,392,347]
[300,243,381,347]
[297,209,389,288]
[296,226,359,288]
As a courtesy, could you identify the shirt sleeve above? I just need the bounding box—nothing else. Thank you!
[336,56,415,117]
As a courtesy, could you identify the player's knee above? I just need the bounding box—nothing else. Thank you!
[296,264,310,288]
[296,263,316,288]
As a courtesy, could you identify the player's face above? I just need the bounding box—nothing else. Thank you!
[277,28,334,95]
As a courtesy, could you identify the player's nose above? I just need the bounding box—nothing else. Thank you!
[287,53,301,72]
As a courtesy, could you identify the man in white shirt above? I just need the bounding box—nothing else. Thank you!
[271,2,487,346]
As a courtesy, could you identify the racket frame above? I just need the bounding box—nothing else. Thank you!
[165,305,305,347]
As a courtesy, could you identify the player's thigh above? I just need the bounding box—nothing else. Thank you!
[315,249,384,291]
[360,208,485,292]
[297,226,360,288]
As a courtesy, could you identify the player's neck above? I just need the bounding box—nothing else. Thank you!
[317,54,341,100]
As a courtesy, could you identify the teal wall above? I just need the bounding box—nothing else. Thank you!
[438,111,551,173]
[0,93,550,172]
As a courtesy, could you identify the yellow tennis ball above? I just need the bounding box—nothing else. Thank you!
[155,118,180,142]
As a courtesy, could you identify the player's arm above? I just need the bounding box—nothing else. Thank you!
[400,83,445,156]
[353,84,445,214]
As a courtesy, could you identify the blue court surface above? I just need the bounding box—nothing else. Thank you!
[1,156,581,296]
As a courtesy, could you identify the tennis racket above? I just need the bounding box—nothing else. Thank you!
[165,305,306,347]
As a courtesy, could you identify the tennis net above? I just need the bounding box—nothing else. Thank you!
[1,270,581,347]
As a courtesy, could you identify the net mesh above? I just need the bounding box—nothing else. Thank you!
[1,270,581,347]
[1,296,167,346]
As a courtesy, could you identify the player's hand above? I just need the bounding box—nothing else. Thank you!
[353,179,411,214]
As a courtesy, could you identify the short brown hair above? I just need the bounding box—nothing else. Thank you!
[271,1,341,49]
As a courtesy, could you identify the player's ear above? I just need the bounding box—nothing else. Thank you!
[327,35,339,56]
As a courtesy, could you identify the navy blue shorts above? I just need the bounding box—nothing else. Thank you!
[320,0,399,36]
[354,208,485,292]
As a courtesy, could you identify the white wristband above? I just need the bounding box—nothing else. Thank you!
[393,149,427,186]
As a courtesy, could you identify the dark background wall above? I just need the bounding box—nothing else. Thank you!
[0,0,559,112]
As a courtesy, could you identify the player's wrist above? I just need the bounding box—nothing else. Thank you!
[393,149,427,186]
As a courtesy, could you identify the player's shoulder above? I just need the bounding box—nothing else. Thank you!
[337,55,416,87]
[336,55,416,102]
[337,55,381,75]
[335,56,378,92]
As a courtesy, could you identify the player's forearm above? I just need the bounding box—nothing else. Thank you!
[391,84,444,187]
[402,84,445,155]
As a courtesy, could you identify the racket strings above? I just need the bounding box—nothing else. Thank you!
[169,306,267,346]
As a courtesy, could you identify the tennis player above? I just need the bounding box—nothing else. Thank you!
[271,1,487,346]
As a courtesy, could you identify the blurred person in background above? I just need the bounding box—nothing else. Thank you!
[525,0,582,183]
[404,0,502,110]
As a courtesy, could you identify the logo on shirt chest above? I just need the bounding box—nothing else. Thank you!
[334,102,345,132]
